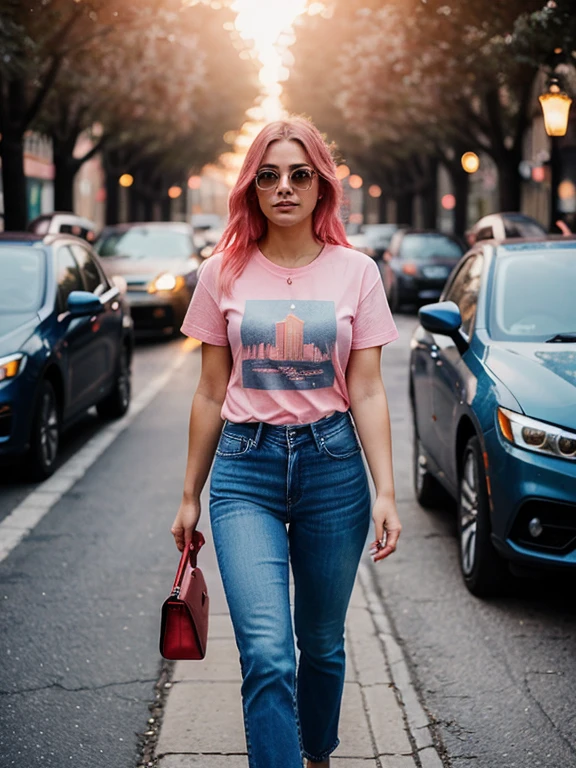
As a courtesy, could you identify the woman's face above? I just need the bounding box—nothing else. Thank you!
[255,139,320,229]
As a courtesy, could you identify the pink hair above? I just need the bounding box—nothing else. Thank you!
[215,117,349,295]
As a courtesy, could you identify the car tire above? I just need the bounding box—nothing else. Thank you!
[96,346,131,420]
[413,424,447,508]
[28,380,60,480]
[458,436,507,597]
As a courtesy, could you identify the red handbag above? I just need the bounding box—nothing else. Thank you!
[160,531,209,660]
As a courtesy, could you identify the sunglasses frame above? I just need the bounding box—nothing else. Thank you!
[254,167,318,192]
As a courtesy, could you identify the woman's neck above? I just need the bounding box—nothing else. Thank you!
[258,220,322,268]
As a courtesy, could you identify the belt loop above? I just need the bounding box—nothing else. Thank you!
[251,421,264,448]
[309,421,323,452]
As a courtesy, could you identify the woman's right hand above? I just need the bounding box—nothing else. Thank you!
[171,497,201,552]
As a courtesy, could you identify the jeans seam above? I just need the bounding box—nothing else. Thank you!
[302,736,340,762]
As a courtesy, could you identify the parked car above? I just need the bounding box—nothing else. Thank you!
[27,212,99,243]
[361,223,405,260]
[94,222,201,336]
[466,212,546,245]
[410,236,576,596]
[383,229,465,311]
[0,232,134,479]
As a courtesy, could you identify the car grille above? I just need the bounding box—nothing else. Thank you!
[510,499,576,554]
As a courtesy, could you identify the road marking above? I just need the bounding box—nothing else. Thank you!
[0,339,202,563]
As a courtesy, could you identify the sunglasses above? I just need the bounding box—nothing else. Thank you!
[255,167,317,192]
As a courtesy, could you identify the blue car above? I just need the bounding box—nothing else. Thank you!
[410,236,576,596]
[0,233,134,480]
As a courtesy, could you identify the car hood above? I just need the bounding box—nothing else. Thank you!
[99,257,194,280]
[0,313,37,357]
[485,343,576,430]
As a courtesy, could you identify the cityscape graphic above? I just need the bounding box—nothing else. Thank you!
[240,300,336,391]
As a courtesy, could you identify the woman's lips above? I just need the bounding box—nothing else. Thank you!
[273,202,298,208]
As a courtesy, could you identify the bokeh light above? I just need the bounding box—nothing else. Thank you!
[368,184,382,198]
[461,152,480,174]
[348,174,363,189]
[119,174,133,188]
[168,186,182,199]
[187,175,202,190]
[335,164,351,180]
[441,194,456,210]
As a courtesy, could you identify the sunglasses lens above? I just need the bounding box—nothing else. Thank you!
[291,169,314,190]
[256,171,278,190]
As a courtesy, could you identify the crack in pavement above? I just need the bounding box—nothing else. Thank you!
[0,677,157,697]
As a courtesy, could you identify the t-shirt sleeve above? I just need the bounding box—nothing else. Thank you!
[180,258,229,346]
[352,260,399,349]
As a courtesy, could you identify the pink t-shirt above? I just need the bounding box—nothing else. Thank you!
[181,244,398,425]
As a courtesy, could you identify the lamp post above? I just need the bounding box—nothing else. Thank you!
[539,78,572,230]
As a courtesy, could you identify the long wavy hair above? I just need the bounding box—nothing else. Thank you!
[215,117,349,295]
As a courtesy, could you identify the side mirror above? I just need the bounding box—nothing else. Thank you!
[67,290,104,317]
[418,301,469,354]
[111,275,127,295]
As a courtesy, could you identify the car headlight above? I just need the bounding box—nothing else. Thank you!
[497,407,576,460]
[147,273,186,294]
[0,353,26,382]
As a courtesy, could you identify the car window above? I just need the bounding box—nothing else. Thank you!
[398,233,463,260]
[475,226,494,241]
[96,228,193,259]
[0,246,45,312]
[443,254,484,336]
[70,244,107,295]
[489,245,576,340]
[56,246,83,313]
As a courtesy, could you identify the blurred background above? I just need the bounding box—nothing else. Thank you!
[1,0,575,238]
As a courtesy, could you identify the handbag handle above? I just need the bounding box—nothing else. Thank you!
[171,531,206,593]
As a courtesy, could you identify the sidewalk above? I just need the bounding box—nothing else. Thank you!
[154,562,444,768]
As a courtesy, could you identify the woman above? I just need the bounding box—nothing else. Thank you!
[171,117,401,768]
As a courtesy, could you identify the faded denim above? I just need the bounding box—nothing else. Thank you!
[209,410,371,768]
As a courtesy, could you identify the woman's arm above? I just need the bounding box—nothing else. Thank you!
[171,342,232,551]
[346,346,401,562]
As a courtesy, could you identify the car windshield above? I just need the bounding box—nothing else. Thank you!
[399,233,463,260]
[0,247,45,313]
[503,216,546,238]
[96,228,192,259]
[489,244,576,341]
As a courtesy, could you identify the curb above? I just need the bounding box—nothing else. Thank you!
[357,562,446,768]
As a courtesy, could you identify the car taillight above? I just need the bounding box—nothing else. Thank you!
[401,263,418,276]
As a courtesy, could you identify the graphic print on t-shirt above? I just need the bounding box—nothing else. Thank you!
[241,300,336,390]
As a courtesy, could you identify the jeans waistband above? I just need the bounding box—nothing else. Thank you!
[223,410,354,450]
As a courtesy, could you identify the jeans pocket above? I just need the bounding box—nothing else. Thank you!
[216,430,253,458]
[319,424,362,460]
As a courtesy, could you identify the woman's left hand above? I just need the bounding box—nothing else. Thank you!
[369,495,401,562]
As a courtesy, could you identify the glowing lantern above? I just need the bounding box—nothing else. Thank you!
[539,80,572,137]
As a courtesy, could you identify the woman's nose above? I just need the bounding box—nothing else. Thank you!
[276,173,293,193]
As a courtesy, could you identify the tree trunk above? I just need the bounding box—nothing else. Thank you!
[497,151,522,211]
[143,195,154,221]
[421,158,439,229]
[395,192,414,225]
[160,195,171,221]
[451,169,469,237]
[105,170,119,225]
[53,153,77,212]
[378,194,388,223]
[1,131,28,230]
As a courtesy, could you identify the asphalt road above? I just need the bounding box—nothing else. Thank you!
[1,318,575,767]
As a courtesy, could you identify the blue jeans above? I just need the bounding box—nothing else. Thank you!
[209,410,371,767]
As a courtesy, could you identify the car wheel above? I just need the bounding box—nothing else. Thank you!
[458,436,507,597]
[96,346,131,420]
[413,424,447,508]
[28,380,60,480]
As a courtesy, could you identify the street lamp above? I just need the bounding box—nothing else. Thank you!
[539,79,572,137]
[539,78,573,229]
